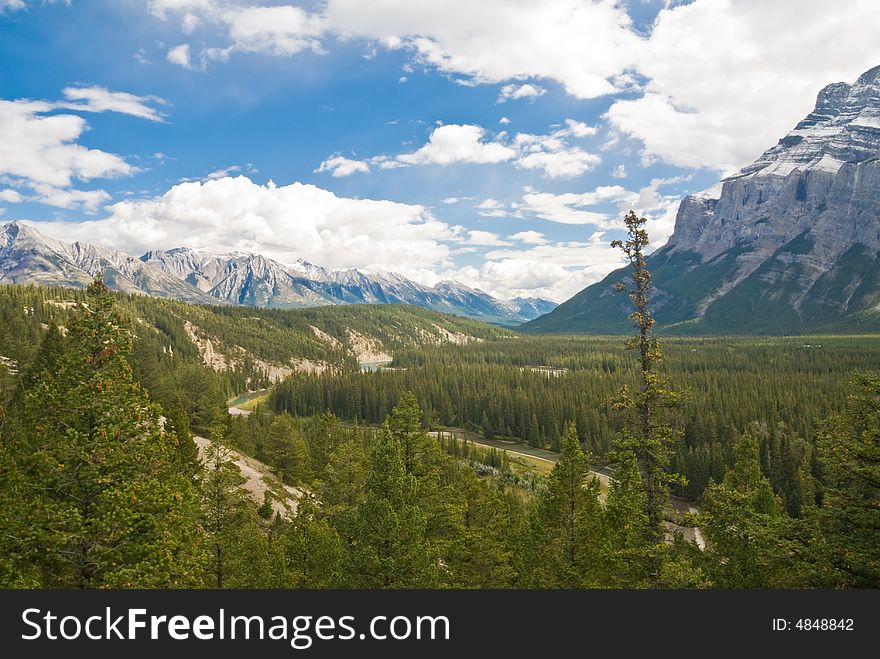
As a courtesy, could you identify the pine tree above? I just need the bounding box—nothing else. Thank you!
[611,210,682,585]
[200,419,269,588]
[274,495,343,588]
[701,433,786,587]
[526,423,604,587]
[815,374,880,586]
[5,277,205,587]
[346,424,440,587]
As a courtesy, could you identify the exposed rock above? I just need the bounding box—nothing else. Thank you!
[526,64,880,334]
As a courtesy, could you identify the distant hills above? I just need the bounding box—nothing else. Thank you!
[0,221,555,325]
[525,64,880,334]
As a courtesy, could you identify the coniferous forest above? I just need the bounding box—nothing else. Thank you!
[0,219,878,588]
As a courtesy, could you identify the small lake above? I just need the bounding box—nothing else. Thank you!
[360,360,393,372]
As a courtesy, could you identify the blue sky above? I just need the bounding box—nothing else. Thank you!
[2,0,879,301]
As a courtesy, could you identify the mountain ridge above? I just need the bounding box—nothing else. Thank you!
[524,64,880,335]
[0,221,555,325]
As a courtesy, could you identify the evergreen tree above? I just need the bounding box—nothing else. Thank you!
[346,424,440,587]
[815,374,880,586]
[5,278,205,587]
[526,423,604,587]
[274,495,343,588]
[611,210,682,585]
[201,419,269,588]
[701,433,787,587]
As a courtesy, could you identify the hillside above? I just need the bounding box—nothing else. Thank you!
[0,283,515,398]
[524,64,880,335]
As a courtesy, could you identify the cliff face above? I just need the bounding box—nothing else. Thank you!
[525,65,880,334]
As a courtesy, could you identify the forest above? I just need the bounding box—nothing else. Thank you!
[0,239,877,587]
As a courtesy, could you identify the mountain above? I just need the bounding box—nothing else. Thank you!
[0,222,221,305]
[525,64,880,335]
[140,247,554,323]
[1,222,555,324]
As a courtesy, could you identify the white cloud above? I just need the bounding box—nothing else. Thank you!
[512,119,600,178]
[518,177,687,247]
[1,0,69,11]
[206,165,242,179]
[221,5,327,57]
[467,230,510,246]
[510,230,548,245]
[149,2,880,173]
[167,44,194,69]
[475,198,508,218]
[38,176,460,281]
[441,195,473,204]
[60,86,167,122]
[612,164,627,179]
[607,0,880,171]
[0,99,133,189]
[499,116,511,125]
[444,234,620,301]
[327,117,598,179]
[0,189,23,203]
[497,82,546,103]
[29,185,110,212]
[315,155,370,177]
[0,87,166,211]
[516,148,601,179]
[148,0,214,21]
[326,0,639,99]
[394,124,516,166]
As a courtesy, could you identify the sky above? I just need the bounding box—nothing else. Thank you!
[1,1,879,302]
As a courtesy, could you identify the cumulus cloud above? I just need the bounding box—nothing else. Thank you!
[443,234,620,302]
[0,189,23,203]
[0,98,134,209]
[149,1,880,172]
[497,82,546,103]
[315,155,371,177]
[475,198,508,218]
[324,118,599,179]
[221,4,326,57]
[607,0,880,171]
[510,230,548,245]
[519,177,688,246]
[612,164,627,179]
[38,176,461,280]
[467,230,510,246]
[326,0,639,99]
[1,0,69,12]
[0,86,167,211]
[394,124,516,166]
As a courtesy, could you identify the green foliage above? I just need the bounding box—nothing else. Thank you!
[815,374,880,586]
[0,278,205,587]
[200,420,271,588]
[524,424,604,587]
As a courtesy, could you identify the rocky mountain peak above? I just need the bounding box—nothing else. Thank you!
[526,64,880,334]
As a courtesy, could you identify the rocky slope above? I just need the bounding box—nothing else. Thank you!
[525,64,880,334]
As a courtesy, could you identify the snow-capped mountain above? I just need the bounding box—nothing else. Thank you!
[0,222,221,305]
[1,222,555,325]
[526,64,880,334]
